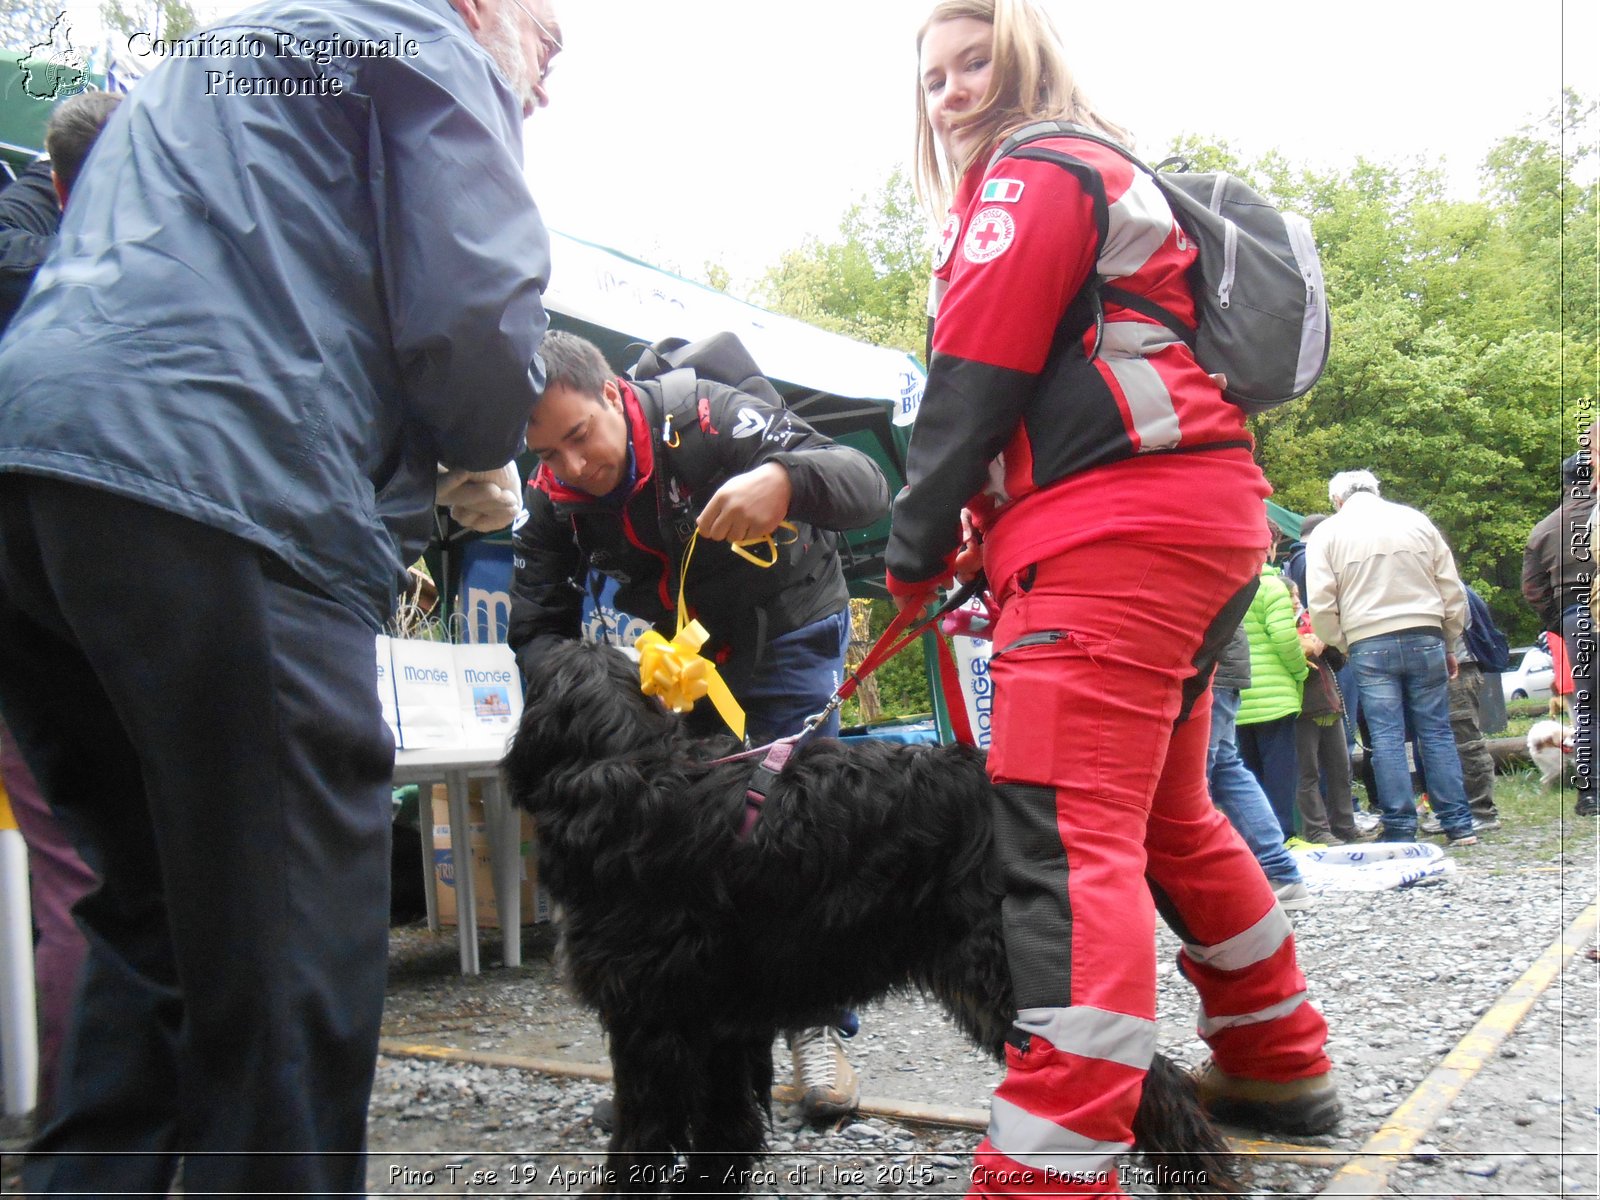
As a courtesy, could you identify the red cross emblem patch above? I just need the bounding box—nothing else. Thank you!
[934,213,961,270]
[962,206,1015,264]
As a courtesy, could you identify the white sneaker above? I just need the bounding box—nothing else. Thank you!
[788,1027,859,1124]
[1272,880,1315,912]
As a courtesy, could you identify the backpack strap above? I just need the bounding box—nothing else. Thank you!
[645,369,704,563]
[1099,284,1197,348]
[992,121,1197,355]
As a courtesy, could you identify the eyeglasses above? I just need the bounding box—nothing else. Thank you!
[505,0,562,82]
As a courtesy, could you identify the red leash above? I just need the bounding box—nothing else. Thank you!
[729,578,989,838]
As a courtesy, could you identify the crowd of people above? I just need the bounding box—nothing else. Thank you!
[1197,466,1539,921]
[0,0,1586,1196]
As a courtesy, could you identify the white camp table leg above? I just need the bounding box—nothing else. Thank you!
[445,767,479,975]
[484,777,521,968]
[419,781,440,932]
[0,825,39,1115]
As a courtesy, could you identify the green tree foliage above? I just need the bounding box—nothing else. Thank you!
[759,166,929,357]
[101,0,200,42]
[1230,95,1595,643]
[770,99,1595,697]
[762,169,936,718]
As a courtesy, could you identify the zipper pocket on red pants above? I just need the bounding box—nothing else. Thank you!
[991,629,1069,660]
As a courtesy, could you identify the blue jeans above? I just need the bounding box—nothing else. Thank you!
[1207,687,1302,884]
[1349,632,1474,838]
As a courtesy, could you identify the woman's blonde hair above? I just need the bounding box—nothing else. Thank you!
[913,0,1131,213]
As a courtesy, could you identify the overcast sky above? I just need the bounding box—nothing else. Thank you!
[524,0,1597,285]
[64,0,1599,286]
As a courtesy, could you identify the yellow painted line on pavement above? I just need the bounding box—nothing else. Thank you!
[1319,899,1599,1196]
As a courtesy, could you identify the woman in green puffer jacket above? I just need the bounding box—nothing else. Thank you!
[1237,556,1309,840]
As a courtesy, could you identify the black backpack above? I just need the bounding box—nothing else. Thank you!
[626,331,815,558]
[1462,584,1512,673]
[991,121,1331,412]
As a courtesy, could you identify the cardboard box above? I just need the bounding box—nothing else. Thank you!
[430,783,550,927]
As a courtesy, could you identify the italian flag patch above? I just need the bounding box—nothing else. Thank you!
[980,178,1025,203]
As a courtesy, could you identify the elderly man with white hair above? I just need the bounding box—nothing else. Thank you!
[1303,470,1479,845]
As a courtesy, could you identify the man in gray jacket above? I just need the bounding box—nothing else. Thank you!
[0,0,558,1192]
[1305,471,1477,845]
[1523,450,1596,815]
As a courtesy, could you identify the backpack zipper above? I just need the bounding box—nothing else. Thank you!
[1218,220,1238,309]
[1208,173,1228,213]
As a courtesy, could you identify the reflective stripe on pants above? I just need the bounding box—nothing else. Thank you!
[973,541,1331,1197]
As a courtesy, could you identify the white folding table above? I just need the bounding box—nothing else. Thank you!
[392,739,523,975]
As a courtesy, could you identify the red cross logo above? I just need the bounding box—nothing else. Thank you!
[935,213,961,269]
[962,206,1015,263]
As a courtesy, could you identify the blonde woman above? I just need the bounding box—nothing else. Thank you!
[887,2,1340,1192]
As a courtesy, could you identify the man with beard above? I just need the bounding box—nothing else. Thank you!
[0,0,559,1192]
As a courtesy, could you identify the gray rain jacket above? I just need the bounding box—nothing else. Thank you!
[0,0,549,627]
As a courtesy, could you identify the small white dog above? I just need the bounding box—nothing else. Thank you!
[1527,718,1573,786]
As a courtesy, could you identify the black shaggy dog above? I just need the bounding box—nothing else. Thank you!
[503,640,1240,1196]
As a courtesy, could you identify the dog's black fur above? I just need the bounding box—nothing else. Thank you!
[504,640,1240,1195]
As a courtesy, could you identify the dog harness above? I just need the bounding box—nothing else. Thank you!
[721,578,989,839]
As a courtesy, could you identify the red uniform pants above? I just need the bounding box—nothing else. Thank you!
[971,540,1330,1197]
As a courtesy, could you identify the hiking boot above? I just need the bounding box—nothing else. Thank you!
[1471,816,1502,834]
[1419,815,1443,835]
[1193,1061,1343,1137]
[1340,826,1380,844]
[1271,881,1314,912]
[788,1027,859,1124]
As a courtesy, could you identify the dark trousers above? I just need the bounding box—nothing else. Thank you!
[694,608,850,745]
[1293,715,1357,841]
[0,477,394,1196]
[1238,714,1300,839]
[1564,605,1595,806]
[1447,663,1498,821]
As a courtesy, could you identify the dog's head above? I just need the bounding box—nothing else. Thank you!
[505,640,677,778]
[1527,717,1572,753]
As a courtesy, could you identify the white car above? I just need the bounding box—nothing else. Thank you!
[1502,645,1555,704]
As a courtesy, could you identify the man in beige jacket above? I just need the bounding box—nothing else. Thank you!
[1304,470,1477,845]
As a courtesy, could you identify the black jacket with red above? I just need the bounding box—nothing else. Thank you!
[887,130,1265,597]
[508,376,889,682]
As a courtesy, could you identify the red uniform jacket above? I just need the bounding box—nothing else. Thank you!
[887,132,1269,596]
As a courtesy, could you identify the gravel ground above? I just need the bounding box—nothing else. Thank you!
[4,798,1597,1198]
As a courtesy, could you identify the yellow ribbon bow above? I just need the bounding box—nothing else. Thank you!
[637,531,746,739]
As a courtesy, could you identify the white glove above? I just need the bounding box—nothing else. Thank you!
[436,461,523,532]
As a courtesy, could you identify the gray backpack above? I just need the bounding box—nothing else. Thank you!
[992,121,1330,412]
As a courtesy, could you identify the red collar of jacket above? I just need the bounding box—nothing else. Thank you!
[534,379,655,507]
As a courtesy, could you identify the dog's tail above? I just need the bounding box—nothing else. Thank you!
[1132,1054,1244,1195]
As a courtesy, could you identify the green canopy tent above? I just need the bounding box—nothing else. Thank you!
[0,49,97,179]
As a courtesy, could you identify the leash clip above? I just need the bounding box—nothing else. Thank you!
[729,521,798,568]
